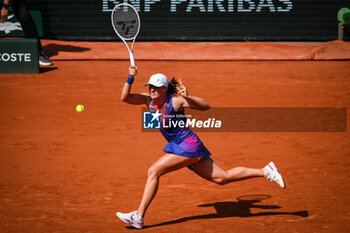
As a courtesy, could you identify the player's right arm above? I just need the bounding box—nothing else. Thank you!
[121,66,151,105]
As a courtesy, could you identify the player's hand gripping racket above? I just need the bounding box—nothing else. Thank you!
[111,3,140,66]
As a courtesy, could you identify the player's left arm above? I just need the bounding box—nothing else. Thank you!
[173,79,211,111]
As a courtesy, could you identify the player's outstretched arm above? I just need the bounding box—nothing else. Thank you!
[121,66,150,105]
[174,79,211,111]
[182,95,211,111]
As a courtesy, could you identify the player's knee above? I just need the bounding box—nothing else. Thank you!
[215,178,226,185]
[213,176,227,185]
[147,165,162,179]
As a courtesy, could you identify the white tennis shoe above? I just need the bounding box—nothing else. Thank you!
[116,211,144,229]
[263,161,286,189]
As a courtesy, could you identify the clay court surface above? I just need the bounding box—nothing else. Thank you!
[0,59,349,232]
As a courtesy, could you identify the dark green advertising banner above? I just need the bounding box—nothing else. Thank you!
[0,39,39,74]
[30,0,349,41]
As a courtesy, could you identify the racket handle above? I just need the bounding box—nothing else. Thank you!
[129,51,135,67]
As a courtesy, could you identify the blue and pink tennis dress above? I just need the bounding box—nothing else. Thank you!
[148,94,211,158]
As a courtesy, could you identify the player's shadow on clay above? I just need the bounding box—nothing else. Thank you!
[43,43,91,57]
[135,194,308,229]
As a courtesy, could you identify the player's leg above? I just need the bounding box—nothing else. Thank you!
[191,157,264,185]
[137,153,199,216]
[117,153,199,228]
[191,157,285,188]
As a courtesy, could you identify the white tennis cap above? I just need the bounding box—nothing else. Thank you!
[144,73,169,88]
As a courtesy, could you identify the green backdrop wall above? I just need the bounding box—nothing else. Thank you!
[29,0,349,41]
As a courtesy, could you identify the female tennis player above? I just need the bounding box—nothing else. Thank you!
[117,66,285,229]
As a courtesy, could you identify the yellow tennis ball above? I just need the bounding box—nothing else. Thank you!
[76,104,84,112]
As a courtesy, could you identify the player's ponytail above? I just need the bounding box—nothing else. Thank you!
[166,77,178,95]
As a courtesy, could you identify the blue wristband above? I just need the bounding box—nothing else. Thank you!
[126,76,134,85]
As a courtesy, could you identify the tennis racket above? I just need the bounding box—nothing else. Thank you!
[111,3,140,67]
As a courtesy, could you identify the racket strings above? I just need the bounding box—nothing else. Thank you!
[112,6,140,40]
